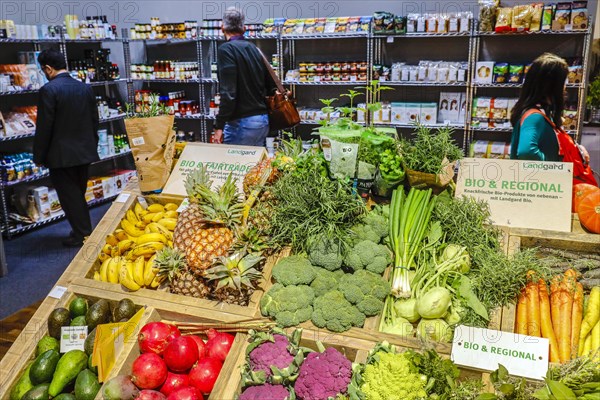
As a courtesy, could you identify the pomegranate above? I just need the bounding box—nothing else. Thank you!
[137,389,167,399]
[138,322,181,355]
[188,357,223,395]
[166,386,204,400]
[132,353,168,389]
[163,336,199,372]
[159,371,189,396]
[205,329,234,362]
[188,335,207,359]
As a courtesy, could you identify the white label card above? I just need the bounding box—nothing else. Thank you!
[137,196,149,209]
[115,193,131,203]
[387,36,394,43]
[48,285,67,299]
[60,326,88,353]
[451,326,549,380]
[177,198,190,213]
[131,137,145,146]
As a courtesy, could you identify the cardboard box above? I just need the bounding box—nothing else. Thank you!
[420,103,438,124]
[38,202,51,220]
[474,61,494,84]
[490,98,509,128]
[438,92,462,123]
[405,103,421,124]
[101,176,117,198]
[48,189,62,214]
[459,93,467,124]
[85,187,94,203]
[391,102,404,123]
[473,97,491,128]
[31,186,49,211]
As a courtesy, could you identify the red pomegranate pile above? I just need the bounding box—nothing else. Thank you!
[103,321,234,400]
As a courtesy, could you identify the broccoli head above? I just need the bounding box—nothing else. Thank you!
[311,290,365,332]
[260,284,315,327]
[351,211,389,244]
[272,255,316,286]
[344,240,392,274]
[294,347,352,400]
[340,270,391,317]
[310,269,344,297]
[308,238,344,271]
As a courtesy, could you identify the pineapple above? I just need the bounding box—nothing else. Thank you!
[186,171,244,272]
[205,251,263,306]
[233,227,270,255]
[155,247,210,299]
[247,192,275,234]
[243,158,279,195]
[173,168,212,251]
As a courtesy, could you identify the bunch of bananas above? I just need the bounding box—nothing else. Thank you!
[93,201,179,291]
[93,254,161,291]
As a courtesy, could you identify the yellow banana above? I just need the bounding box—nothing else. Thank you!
[134,202,146,220]
[98,252,110,263]
[150,273,165,288]
[157,218,177,231]
[114,229,128,241]
[135,221,147,230]
[136,233,168,245]
[133,256,146,286]
[130,242,165,258]
[168,240,174,248]
[164,210,178,219]
[107,257,121,284]
[145,222,160,233]
[126,209,140,224]
[99,258,110,282]
[143,212,157,224]
[153,223,174,240]
[147,203,165,213]
[121,219,144,237]
[116,239,135,255]
[101,243,113,255]
[93,271,101,281]
[105,233,119,247]
[144,225,153,234]
[119,266,141,291]
[110,246,120,258]
[151,212,165,222]
[164,203,179,211]
[144,254,158,286]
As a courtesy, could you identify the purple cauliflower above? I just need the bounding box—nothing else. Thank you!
[294,347,352,400]
[249,334,295,379]
[239,383,290,400]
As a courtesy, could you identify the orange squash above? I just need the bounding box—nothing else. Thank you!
[572,184,599,212]
[577,190,600,234]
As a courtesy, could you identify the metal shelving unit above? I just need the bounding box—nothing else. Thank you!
[1,34,133,238]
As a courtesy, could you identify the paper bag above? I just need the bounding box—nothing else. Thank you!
[124,115,176,194]
[405,159,456,194]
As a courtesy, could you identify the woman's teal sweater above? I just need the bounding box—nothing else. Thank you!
[510,112,560,161]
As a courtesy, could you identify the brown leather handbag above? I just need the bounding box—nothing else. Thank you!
[259,50,300,131]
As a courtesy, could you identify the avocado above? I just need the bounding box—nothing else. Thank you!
[21,383,50,400]
[53,394,76,400]
[9,362,34,400]
[35,336,59,357]
[48,308,71,339]
[48,350,87,397]
[84,328,96,356]
[74,369,101,400]
[69,316,86,326]
[87,354,98,375]
[112,298,136,322]
[68,297,88,318]
[29,350,60,385]
[85,299,110,331]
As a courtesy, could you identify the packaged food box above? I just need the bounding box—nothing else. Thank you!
[420,103,438,124]
[472,97,491,128]
[37,201,51,220]
[359,16,372,32]
[101,176,117,198]
[324,17,337,33]
[490,98,509,128]
[475,61,494,84]
[347,16,360,32]
[48,188,61,214]
[493,63,509,83]
[31,186,49,211]
[571,1,588,30]
[563,110,577,130]
[542,4,555,29]
[438,92,462,123]
[459,93,468,123]
[404,103,421,124]
[391,102,404,123]
[373,11,395,33]
[553,2,571,30]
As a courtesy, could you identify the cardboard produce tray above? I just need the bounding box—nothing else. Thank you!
[70,191,291,321]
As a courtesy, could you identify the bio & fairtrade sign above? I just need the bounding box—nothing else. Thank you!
[455,158,573,232]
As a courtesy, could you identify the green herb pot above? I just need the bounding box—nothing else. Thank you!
[372,170,403,198]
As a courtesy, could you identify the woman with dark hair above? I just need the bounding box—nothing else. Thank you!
[510,53,568,161]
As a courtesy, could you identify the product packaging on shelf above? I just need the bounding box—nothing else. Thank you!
[438,92,462,123]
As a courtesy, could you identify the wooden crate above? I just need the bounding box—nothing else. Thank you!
[103,306,247,400]
[71,192,291,320]
[217,328,488,400]
[0,288,145,399]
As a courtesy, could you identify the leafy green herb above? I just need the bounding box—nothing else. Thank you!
[401,124,463,175]
[405,349,460,397]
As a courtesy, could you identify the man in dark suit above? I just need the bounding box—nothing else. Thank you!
[34,49,99,247]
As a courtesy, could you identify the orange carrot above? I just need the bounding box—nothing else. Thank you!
[526,280,541,337]
[570,282,584,360]
[558,270,577,363]
[550,275,561,342]
[538,279,560,363]
[516,287,528,335]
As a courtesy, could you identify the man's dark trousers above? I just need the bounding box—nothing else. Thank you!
[49,165,92,241]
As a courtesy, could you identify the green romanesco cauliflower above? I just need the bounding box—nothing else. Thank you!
[272,255,317,286]
[308,238,344,271]
[310,269,344,297]
[361,352,428,400]
[351,210,389,244]
[344,240,391,274]
[260,283,315,327]
[340,270,390,316]
[311,290,365,332]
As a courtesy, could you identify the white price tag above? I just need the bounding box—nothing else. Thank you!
[60,326,88,353]
[350,76,357,82]
[48,285,68,299]
[314,76,321,82]
[115,193,131,203]
[177,198,190,213]
[131,137,145,146]
[137,196,149,209]
[565,24,573,31]
[387,36,394,43]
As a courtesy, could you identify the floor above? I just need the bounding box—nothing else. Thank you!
[0,300,41,361]
[0,203,111,319]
